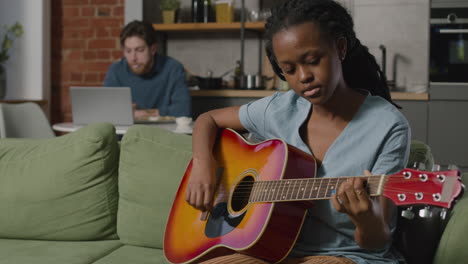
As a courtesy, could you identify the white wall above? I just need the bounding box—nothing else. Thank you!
[0,0,51,100]
[125,0,143,24]
[354,0,430,93]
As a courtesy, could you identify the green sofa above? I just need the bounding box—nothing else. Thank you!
[0,123,465,264]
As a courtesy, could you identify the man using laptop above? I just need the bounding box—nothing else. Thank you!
[104,20,191,119]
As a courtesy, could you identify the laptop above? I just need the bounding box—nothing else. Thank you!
[70,86,134,126]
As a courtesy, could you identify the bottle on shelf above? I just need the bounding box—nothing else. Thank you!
[192,0,212,23]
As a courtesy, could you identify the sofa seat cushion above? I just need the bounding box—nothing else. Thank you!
[0,239,122,264]
[0,123,119,240]
[92,245,168,264]
[433,172,468,264]
[117,125,192,248]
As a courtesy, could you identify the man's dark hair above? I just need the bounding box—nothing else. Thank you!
[120,20,158,47]
[265,0,397,107]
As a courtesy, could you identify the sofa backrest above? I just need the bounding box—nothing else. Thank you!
[0,123,119,240]
[433,172,468,264]
[117,125,192,249]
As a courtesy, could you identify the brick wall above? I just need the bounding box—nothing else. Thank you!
[51,0,125,123]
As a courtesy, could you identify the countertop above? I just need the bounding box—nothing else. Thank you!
[190,90,429,101]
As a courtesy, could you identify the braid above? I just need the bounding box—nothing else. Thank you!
[265,0,398,108]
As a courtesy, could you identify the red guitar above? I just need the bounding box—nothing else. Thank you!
[164,128,463,264]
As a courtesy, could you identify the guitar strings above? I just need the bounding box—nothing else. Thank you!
[223,177,450,202]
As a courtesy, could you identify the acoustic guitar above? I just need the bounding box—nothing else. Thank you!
[164,128,463,264]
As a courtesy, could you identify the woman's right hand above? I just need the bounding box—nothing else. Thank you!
[185,106,244,212]
[185,155,218,212]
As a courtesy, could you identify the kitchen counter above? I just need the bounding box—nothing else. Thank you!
[190,90,429,101]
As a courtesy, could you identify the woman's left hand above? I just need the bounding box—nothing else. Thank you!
[331,170,392,249]
[331,170,374,223]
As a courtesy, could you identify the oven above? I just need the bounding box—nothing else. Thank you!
[430,7,468,83]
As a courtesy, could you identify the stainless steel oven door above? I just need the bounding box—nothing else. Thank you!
[430,8,468,83]
[430,23,468,82]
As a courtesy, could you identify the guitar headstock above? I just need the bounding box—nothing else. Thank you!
[384,168,464,209]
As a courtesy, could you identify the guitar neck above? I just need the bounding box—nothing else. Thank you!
[249,175,387,203]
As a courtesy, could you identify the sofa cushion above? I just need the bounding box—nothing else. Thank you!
[0,239,122,264]
[117,125,192,249]
[433,172,468,264]
[407,139,434,170]
[0,123,119,240]
[92,245,169,264]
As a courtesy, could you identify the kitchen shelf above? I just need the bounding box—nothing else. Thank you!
[191,90,429,100]
[191,89,278,98]
[0,99,48,106]
[153,22,265,32]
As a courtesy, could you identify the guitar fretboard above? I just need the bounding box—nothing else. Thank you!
[249,175,387,203]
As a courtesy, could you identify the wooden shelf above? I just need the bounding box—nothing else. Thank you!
[191,89,277,98]
[0,99,48,106]
[191,90,429,100]
[391,92,429,101]
[153,22,265,32]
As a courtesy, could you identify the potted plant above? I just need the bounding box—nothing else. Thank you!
[161,0,180,24]
[0,22,23,99]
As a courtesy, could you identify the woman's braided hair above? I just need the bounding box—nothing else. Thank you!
[265,0,398,107]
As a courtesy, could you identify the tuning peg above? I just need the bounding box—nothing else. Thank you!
[432,164,441,171]
[440,208,448,220]
[419,206,433,218]
[412,162,426,170]
[448,164,459,171]
[401,206,415,220]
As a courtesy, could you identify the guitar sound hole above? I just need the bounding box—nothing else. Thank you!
[231,175,255,213]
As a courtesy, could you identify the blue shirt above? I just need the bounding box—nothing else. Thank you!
[239,90,411,264]
[103,53,191,117]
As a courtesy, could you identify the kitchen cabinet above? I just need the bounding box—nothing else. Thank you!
[428,101,468,167]
[191,91,430,128]
[395,100,428,143]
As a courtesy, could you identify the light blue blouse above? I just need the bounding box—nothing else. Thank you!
[239,90,411,264]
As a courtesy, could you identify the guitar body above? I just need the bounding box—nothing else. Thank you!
[164,129,317,264]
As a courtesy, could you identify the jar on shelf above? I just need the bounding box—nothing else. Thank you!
[215,0,234,23]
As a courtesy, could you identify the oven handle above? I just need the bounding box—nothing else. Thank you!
[439,29,468,34]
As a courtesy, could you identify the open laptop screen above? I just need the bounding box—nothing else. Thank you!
[70,86,134,126]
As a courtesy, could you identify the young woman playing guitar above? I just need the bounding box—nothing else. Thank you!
[185,0,410,263]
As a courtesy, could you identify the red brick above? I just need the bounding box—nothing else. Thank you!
[97,7,111,17]
[70,72,83,82]
[111,28,121,38]
[62,18,90,28]
[113,6,124,17]
[99,72,108,82]
[82,7,95,17]
[97,50,111,60]
[83,51,97,60]
[66,50,82,61]
[63,7,80,17]
[85,62,112,72]
[90,18,122,28]
[91,0,118,5]
[112,50,122,60]
[63,28,94,39]
[84,73,99,82]
[62,62,87,74]
[63,0,89,5]
[96,28,110,38]
[88,39,116,49]
[62,39,85,49]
